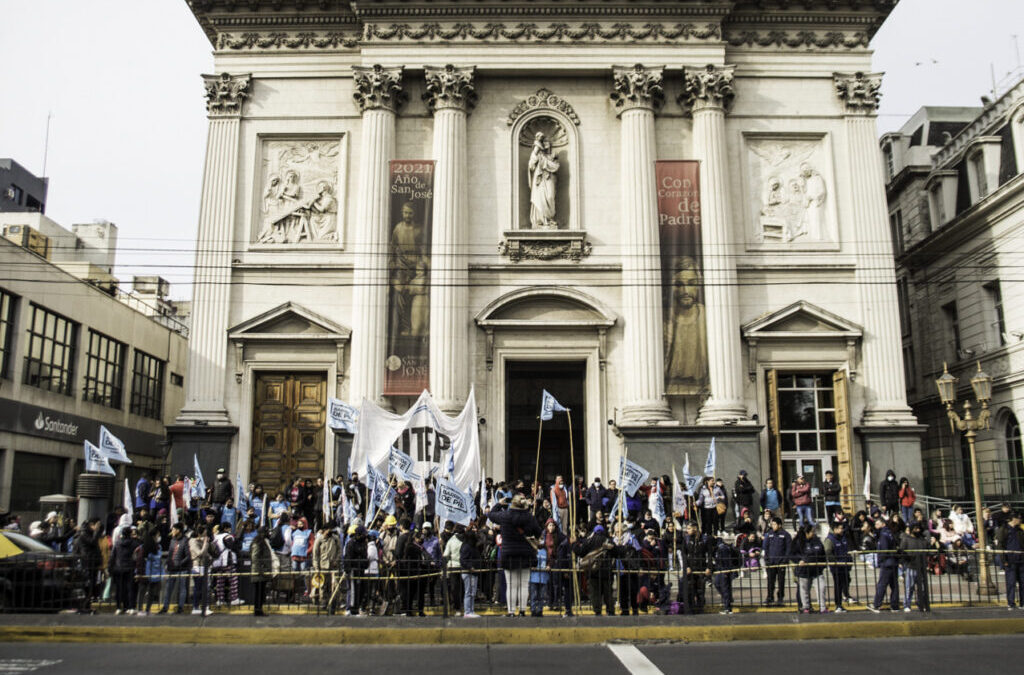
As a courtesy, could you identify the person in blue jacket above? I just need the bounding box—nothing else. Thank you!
[529,546,550,617]
[824,521,854,612]
[867,518,900,612]
[762,517,792,606]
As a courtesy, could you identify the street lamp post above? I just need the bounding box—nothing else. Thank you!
[935,361,998,596]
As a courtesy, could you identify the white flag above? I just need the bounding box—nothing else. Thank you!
[183,478,191,510]
[671,466,686,514]
[389,446,421,482]
[703,437,716,477]
[649,480,666,526]
[435,477,473,526]
[83,441,115,476]
[123,478,133,517]
[619,456,650,497]
[863,461,871,503]
[327,397,359,434]
[169,495,178,526]
[540,389,567,422]
[193,455,206,498]
[99,426,131,464]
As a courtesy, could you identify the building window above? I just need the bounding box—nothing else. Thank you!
[897,278,911,337]
[883,145,895,181]
[889,209,905,255]
[903,343,916,391]
[0,287,16,379]
[942,301,961,361]
[777,374,837,453]
[969,151,988,201]
[130,349,165,420]
[82,330,125,409]
[985,281,1007,347]
[23,304,78,396]
[10,452,65,512]
[169,372,184,387]
[1007,415,1023,495]
[930,183,945,226]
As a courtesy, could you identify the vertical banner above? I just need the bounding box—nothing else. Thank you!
[384,160,435,395]
[657,161,708,395]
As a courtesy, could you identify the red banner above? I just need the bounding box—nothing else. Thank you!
[656,161,708,396]
[384,160,435,396]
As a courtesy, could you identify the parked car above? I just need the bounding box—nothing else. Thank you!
[0,531,88,612]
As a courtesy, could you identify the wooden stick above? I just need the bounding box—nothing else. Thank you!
[566,409,582,616]
[532,417,544,496]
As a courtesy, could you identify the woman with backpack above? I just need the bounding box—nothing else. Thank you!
[487,494,541,617]
[211,522,241,606]
[135,529,163,615]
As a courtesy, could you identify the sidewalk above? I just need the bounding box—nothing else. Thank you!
[0,608,1021,645]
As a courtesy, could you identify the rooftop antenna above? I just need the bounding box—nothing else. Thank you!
[41,111,52,177]
[990,63,997,99]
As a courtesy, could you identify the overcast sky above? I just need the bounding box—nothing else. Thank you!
[1,0,1022,300]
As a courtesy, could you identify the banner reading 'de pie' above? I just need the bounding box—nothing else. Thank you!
[656,161,708,396]
[384,160,434,395]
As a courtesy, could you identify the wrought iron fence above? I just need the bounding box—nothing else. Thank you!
[12,547,1006,617]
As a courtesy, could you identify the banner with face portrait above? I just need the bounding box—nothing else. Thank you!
[384,160,435,396]
[657,161,708,396]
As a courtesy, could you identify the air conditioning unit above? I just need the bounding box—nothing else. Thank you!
[2,224,51,259]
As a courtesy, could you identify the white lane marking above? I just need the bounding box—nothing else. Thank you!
[0,660,61,673]
[607,644,665,675]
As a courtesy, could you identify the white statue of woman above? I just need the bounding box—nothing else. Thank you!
[528,132,559,229]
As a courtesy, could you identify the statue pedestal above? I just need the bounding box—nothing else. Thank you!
[499,229,591,262]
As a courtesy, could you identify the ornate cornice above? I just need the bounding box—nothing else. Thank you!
[507,88,580,127]
[202,72,251,117]
[423,65,477,114]
[218,31,359,49]
[834,71,883,114]
[352,65,407,114]
[725,29,870,49]
[610,65,665,116]
[365,21,721,43]
[679,65,736,115]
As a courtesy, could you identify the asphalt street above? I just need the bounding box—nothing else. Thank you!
[0,636,1022,675]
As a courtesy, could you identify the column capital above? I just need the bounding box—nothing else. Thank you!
[202,72,251,118]
[679,64,736,115]
[423,64,477,114]
[610,64,665,116]
[352,65,407,114]
[834,71,883,115]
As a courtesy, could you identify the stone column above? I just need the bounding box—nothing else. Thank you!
[424,65,476,413]
[680,65,748,424]
[610,65,672,424]
[835,72,916,425]
[348,65,406,407]
[177,72,250,424]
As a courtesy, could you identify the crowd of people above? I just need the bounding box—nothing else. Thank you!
[11,465,1024,617]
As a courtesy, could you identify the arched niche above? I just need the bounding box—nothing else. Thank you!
[501,89,590,262]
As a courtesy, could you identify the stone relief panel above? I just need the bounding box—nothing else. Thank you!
[744,135,838,249]
[255,139,342,245]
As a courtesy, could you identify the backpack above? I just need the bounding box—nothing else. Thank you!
[270,524,285,550]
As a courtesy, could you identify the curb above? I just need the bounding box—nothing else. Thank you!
[2,618,1023,645]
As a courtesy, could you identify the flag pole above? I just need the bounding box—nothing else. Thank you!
[532,416,545,500]
[565,408,582,616]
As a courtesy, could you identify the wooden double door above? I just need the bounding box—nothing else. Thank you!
[251,372,327,494]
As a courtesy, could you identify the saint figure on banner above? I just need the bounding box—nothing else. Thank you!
[665,258,708,391]
[389,201,429,339]
[528,132,559,229]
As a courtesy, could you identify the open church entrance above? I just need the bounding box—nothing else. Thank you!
[505,361,585,486]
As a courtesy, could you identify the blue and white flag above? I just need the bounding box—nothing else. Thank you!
[366,462,394,517]
[683,452,703,496]
[649,480,666,527]
[619,456,650,497]
[703,437,716,477]
[192,455,206,499]
[236,471,248,512]
[83,440,115,476]
[672,465,687,514]
[99,426,131,464]
[540,389,568,422]
[389,446,421,482]
[445,443,456,478]
[435,477,473,527]
[327,397,359,434]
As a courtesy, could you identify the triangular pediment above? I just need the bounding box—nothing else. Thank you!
[743,301,861,340]
[229,302,351,340]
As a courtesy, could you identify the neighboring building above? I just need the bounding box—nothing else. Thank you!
[0,158,47,214]
[174,0,920,508]
[0,222,188,525]
[884,77,1024,500]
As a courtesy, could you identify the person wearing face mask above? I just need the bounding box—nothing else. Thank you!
[880,470,900,516]
[586,477,608,522]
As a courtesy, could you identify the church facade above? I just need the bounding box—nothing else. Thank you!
[172,0,920,512]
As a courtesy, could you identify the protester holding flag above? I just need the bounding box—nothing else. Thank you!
[550,475,571,533]
[487,494,541,617]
